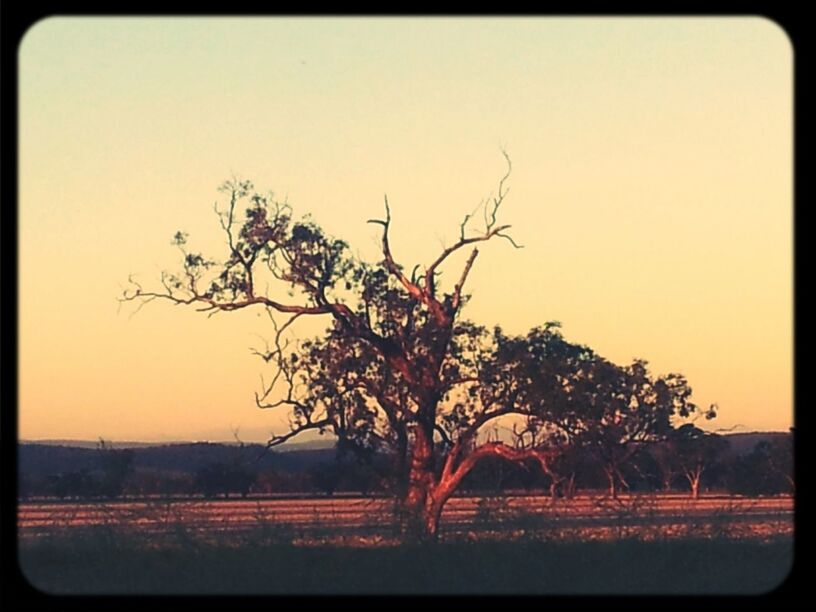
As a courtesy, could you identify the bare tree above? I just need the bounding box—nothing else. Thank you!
[122,156,709,539]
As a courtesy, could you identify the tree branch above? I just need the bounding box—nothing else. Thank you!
[423,152,521,304]
[451,248,479,312]
[368,197,448,325]
[434,424,453,448]
[265,418,333,450]
[367,197,423,300]
[440,403,523,481]
[121,287,334,316]
[437,441,562,504]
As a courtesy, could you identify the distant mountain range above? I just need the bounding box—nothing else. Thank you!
[18,437,337,452]
[715,431,792,457]
[20,430,788,452]
[17,431,789,482]
[17,441,339,485]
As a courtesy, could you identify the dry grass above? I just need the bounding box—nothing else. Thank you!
[18,528,794,595]
[16,493,795,594]
[18,492,793,544]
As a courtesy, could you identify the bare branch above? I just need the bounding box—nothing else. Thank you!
[496,231,524,249]
[434,424,453,448]
[423,224,511,298]
[122,284,334,317]
[248,315,309,419]
[488,149,513,230]
[440,403,525,481]
[450,248,479,312]
[438,441,563,504]
[423,153,518,303]
[265,418,333,449]
[368,196,448,325]
[459,200,484,242]
[410,264,422,286]
[368,196,425,301]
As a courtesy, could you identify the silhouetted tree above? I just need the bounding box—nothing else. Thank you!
[514,356,714,499]
[669,425,727,499]
[123,156,713,539]
[96,439,134,498]
[194,462,255,498]
[649,439,683,492]
[308,461,343,496]
[726,436,793,496]
[48,470,98,499]
[766,430,795,493]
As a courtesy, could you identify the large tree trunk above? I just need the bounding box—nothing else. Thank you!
[423,494,446,539]
[402,425,438,540]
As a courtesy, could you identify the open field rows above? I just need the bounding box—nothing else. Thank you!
[18,494,795,594]
[18,493,793,541]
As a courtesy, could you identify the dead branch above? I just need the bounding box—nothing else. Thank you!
[265,418,333,449]
[423,152,521,304]
[367,197,447,324]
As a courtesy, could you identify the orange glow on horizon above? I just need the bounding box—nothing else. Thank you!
[19,17,792,442]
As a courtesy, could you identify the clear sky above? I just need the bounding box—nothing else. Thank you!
[19,17,792,442]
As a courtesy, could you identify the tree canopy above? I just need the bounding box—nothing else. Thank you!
[123,157,715,538]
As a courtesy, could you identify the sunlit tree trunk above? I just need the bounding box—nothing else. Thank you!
[685,467,703,500]
[424,494,446,539]
[420,464,464,541]
[403,424,439,539]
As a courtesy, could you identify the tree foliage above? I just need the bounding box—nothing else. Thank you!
[123,156,715,538]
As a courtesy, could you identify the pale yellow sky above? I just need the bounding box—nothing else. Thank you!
[19,17,792,442]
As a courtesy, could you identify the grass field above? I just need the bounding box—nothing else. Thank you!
[17,493,794,595]
[18,493,793,539]
[18,531,793,595]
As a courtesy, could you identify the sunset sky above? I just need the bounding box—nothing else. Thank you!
[19,17,792,442]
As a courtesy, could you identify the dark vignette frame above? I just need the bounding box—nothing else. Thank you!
[0,4,805,611]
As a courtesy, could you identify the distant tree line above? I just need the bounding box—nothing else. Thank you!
[19,430,792,501]
[461,428,794,500]
[29,440,136,500]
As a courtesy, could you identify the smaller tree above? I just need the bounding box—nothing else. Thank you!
[766,432,794,494]
[570,360,712,499]
[727,436,793,496]
[672,425,727,499]
[194,462,256,498]
[308,461,344,496]
[540,443,589,503]
[509,420,584,504]
[649,440,683,492]
[229,434,261,497]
